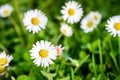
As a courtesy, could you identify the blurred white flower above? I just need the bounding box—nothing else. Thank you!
[30,40,57,67]
[60,23,73,37]
[0,51,13,66]
[106,15,120,37]
[87,11,102,25]
[0,4,13,17]
[23,9,48,34]
[55,45,64,56]
[80,15,97,33]
[61,1,83,24]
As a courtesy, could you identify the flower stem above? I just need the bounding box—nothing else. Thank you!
[118,37,120,67]
[108,38,119,72]
[98,39,103,74]
[8,16,25,46]
[13,0,27,35]
[55,34,63,45]
[92,53,97,76]
[0,43,9,54]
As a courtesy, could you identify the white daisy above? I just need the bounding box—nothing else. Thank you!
[61,1,83,24]
[87,11,102,25]
[29,40,57,67]
[106,15,120,37]
[80,16,97,33]
[0,51,13,66]
[60,23,73,37]
[23,9,48,33]
[0,4,13,17]
[55,45,64,56]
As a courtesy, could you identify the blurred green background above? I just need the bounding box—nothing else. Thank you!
[0,0,120,80]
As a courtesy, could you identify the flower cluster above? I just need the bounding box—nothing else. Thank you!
[60,1,83,37]
[0,0,119,74]
[80,11,102,33]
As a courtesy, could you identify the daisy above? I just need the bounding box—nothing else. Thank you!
[87,11,102,25]
[61,1,83,24]
[0,4,13,17]
[60,23,73,37]
[106,15,120,37]
[80,16,96,33]
[23,9,48,33]
[0,65,6,76]
[55,45,64,56]
[0,51,13,66]
[29,40,57,67]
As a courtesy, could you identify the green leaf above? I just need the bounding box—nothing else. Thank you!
[41,70,56,80]
[17,75,30,80]
[29,65,44,80]
[57,77,70,80]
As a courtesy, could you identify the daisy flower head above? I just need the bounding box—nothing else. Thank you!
[80,15,96,33]
[0,4,13,18]
[0,64,11,76]
[55,45,64,56]
[87,11,102,25]
[23,9,48,34]
[106,15,120,37]
[0,51,13,66]
[29,40,57,68]
[60,23,73,37]
[61,1,83,24]
[0,65,6,76]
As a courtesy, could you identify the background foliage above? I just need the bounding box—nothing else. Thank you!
[0,0,120,80]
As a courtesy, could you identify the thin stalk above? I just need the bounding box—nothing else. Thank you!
[0,43,9,54]
[55,34,62,45]
[98,39,103,74]
[92,53,97,76]
[71,68,74,80]
[27,34,35,49]
[108,39,119,71]
[13,0,27,35]
[8,16,25,46]
[118,37,120,67]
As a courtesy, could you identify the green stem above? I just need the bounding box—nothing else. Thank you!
[92,53,97,76]
[71,68,74,80]
[55,34,63,45]
[0,43,9,54]
[108,38,119,72]
[110,52,119,72]
[8,16,25,46]
[98,39,103,74]
[13,0,27,35]
[118,37,120,67]
[27,34,35,49]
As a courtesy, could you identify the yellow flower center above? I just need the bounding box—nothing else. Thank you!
[114,22,120,30]
[63,29,67,34]
[0,65,5,73]
[39,49,48,58]
[94,15,98,20]
[87,21,93,28]
[68,8,75,16]
[0,58,7,65]
[3,9,9,15]
[31,18,39,25]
